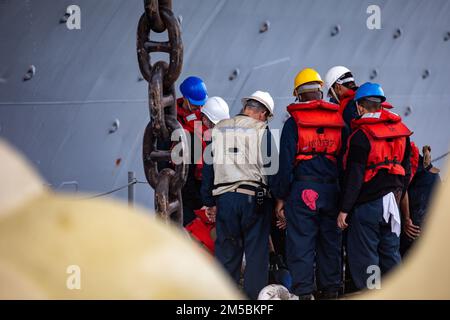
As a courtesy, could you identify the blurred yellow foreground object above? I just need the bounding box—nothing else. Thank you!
[0,140,241,299]
[359,160,449,299]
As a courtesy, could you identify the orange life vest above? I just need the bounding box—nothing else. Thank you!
[338,90,356,114]
[176,98,207,180]
[346,109,413,182]
[287,100,345,163]
[185,209,215,255]
[176,98,206,134]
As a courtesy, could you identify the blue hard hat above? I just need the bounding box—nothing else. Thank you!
[179,76,208,106]
[355,82,386,102]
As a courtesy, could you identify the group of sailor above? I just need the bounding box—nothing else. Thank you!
[176,67,441,300]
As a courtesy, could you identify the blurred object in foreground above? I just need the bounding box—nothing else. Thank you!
[359,156,449,299]
[0,140,241,299]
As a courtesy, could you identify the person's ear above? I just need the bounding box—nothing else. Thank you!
[294,89,300,102]
[333,84,342,98]
[356,102,364,116]
[260,112,265,121]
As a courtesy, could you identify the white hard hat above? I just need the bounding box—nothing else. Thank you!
[241,90,275,119]
[324,66,353,95]
[257,284,299,300]
[201,96,230,124]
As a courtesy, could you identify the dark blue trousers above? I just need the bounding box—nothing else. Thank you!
[347,197,401,290]
[401,170,440,256]
[284,181,342,296]
[215,192,271,300]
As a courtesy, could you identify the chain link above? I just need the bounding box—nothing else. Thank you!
[138,0,188,225]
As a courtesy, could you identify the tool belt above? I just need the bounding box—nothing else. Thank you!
[294,173,338,184]
[229,184,267,196]
[217,183,272,244]
[214,181,270,196]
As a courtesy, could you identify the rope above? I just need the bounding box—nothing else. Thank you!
[136,181,149,184]
[82,178,149,199]
[432,151,450,164]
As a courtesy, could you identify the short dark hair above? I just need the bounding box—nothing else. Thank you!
[358,98,381,112]
[244,99,269,114]
[299,90,322,102]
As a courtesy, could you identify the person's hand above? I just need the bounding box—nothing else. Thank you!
[276,208,287,230]
[274,200,286,230]
[423,145,432,168]
[337,212,348,230]
[403,218,421,240]
[422,145,441,173]
[206,206,217,223]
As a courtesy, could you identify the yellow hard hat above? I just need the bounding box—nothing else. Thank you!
[293,68,324,96]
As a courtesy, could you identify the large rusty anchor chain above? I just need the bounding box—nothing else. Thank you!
[137,0,188,224]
